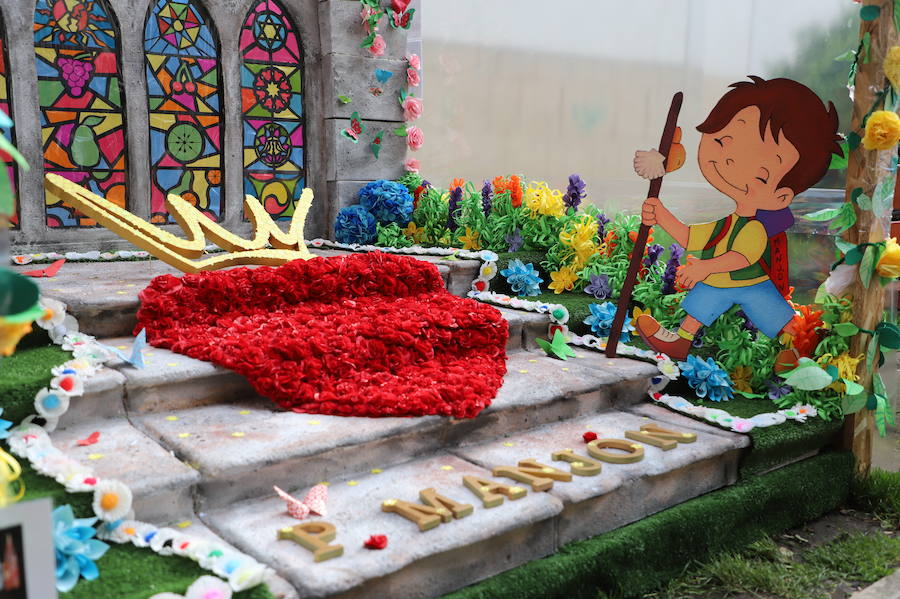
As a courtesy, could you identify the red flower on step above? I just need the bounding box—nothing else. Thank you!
[364,534,388,550]
[583,431,598,443]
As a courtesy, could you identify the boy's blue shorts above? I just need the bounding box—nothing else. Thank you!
[681,280,795,339]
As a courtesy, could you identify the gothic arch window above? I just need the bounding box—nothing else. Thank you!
[0,11,18,228]
[145,0,222,223]
[240,0,304,220]
[34,0,128,228]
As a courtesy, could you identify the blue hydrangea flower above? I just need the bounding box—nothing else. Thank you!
[677,355,734,402]
[583,302,634,340]
[334,205,377,245]
[53,505,109,592]
[500,259,543,296]
[358,180,414,224]
[505,229,524,252]
[584,274,611,300]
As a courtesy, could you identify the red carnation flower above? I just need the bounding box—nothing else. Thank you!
[583,431,598,443]
[364,534,388,550]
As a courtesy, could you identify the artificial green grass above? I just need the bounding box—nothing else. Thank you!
[851,467,900,528]
[0,344,71,424]
[443,451,854,599]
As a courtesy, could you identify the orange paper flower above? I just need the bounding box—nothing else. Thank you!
[783,305,824,358]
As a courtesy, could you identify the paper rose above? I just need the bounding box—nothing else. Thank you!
[407,67,420,87]
[368,34,386,57]
[92,479,133,521]
[334,205,377,245]
[402,96,423,122]
[404,157,420,173]
[500,259,543,297]
[406,125,424,150]
[583,302,634,340]
[862,110,900,150]
[53,505,109,592]
[876,237,900,278]
[406,53,421,70]
[149,575,232,599]
[358,180,414,224]
[677,355,734,402]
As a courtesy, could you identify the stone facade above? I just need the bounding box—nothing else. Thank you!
[4,0,407,252]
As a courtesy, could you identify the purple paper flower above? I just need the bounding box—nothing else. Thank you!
[766,380,792,400]
[736,309,758,334]
[481,180,492,216]
[584,273,611,300]
[595,213,610,239]
[661,243,684,295]
[691,328,704,348]
[505,228,524,252]
[564,174,586,210]
[448,185,462,232]
[421,179,432,189]
[644,243,664,268]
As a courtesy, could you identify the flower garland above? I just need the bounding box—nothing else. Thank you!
[5,299,271,592]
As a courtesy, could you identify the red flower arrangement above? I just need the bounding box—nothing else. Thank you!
[136,253,508,418]
[783,304,824,358]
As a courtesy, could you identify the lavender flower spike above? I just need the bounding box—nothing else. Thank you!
[447,185,462,232]
[564,174,586,211]
[644,243,664,268]
[596,213,610,239]
[661,243,684,295]
[481,180,492,216]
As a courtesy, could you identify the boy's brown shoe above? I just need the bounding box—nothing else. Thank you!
[635,314,692,361]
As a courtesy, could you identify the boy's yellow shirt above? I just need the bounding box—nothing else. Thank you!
[686,214,769,288]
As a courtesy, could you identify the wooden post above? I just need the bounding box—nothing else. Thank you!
[840,0,897,474]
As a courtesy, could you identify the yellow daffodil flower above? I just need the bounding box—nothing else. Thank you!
[459,227,482,250]
[548,266,578,294]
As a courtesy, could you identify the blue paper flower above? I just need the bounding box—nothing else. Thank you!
[583,302,634,340]
[0,408,11,440]
[584,274,611,300]
[500,259,543,296]
[358,180,414,225]
[677,355,734,402]
[505,228,524,253]
[53,505,109,592]
[766,379,792,400]
[334,205,377,245]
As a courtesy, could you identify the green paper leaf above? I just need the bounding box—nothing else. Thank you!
[867,332,880,369]
[860,5,881,21]
[782,364,835,391]
[0,165,11,217]
[848,131,862,151]
[337,95,352,104]
[814,281,830,305]
[862,31,872,63]
[803,207,842,221]
[875,321,900,349]
[825,364,840,382]
[830,202,858,234]
[836,238,857,254]
[845,245,865,265]
[872,176,895,218]
[860,245,875,288]
[360,32,376,49]
[842,379,865,396]
[855,193,872,211]
[835,49,857,62]
[873,372,887,398]
[829,140,849,169]
[873,394,888,437]
[536,329,577,361]
[393,124,408,136]
[895,0,900,34]
[842,391,868,414]
[833,322,859,337]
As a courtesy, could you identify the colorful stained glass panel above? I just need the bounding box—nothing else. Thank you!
[0,17,18,229]
[240,0,304,220]
[34,0,127,227]
[145,0,222,223]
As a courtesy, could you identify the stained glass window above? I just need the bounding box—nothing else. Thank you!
[0,14,18,228]
[145,0,222,223]
[240,0,304,220]
[34,0,128,228]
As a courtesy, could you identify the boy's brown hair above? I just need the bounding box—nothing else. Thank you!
[697,76,842,194]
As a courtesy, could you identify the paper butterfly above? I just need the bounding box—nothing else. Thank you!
[374,69,394,83]
[22,258,65,278]
[101,329,147,369]
[76,431,101,447]
[369,86,383,97]
[273,484,328,520]
[390,8,415,29]
[370,130,385,159]
[341,112,365,143]
[536,329,576,361]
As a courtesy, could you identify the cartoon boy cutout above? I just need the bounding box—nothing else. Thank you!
[634,77,842,360]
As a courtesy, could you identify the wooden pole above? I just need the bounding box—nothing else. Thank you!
[840,0,897,474]
[606,92,683,357]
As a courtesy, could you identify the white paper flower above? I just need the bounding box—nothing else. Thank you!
[73,343,113,365]
[51,373,84,398]
[658,360,680,380]
[130,522,159,548]
[34,297,67,331]
[228,564,267,591]
[824,263,858,297]
[61,332,95,351]
[92,479,133,521]
[6,423,50,456]
[52,358,96,379]
[34,388,70,421]
[149,575,232,599]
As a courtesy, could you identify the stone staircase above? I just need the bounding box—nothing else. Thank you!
[17,253,752,599]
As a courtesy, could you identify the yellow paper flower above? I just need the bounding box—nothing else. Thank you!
[818,351,863,394]
[524,181,565,218]
[884,46,900,91]
[459,227,482,250]
[730,366,753,394]
[876,237,900,278]
[862,110,900,150]
[559,215,600,269]
[548,266,578,294]
[0,320,32,357]
[403,221,425,243]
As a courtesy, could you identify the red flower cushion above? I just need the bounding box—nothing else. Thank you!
[136,252,508,418]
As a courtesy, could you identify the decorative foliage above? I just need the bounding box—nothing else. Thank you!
[240,0,305,221]
[53,505,110,592]
[145,0,223,223]
[334,205,376,245]
[677,355,734,403]
[34,0,127,227]
[358,180,414,225]
[500,259,543,297]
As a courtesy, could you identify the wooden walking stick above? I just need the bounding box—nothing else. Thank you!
[606,92,683,357]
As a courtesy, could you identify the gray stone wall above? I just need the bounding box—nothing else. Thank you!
[4,0,407,252]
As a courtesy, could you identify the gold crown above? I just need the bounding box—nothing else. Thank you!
[44,174,314,273]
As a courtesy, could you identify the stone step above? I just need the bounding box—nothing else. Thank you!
[132,352,659,508]
[202,409,748,599]
[48,419,201,524]
[13,251,482,338]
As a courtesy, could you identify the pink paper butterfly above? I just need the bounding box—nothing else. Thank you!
[273,484,328,520]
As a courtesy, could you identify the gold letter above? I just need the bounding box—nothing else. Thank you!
[587,438,645,464]
[492,459,572,491]
[419,488,473,521]
[381,498,443,531]
[625,424,697,450]
[462,475,527,508]
[277,521,343,562]
[551,449,602,476]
